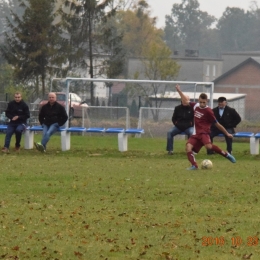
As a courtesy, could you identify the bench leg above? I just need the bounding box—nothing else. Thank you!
[118,133,128,152]
[61,131,71,151]
[250,136,259,155]
[24,130,34,149]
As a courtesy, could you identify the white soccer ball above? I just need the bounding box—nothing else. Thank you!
[201,159,213,169]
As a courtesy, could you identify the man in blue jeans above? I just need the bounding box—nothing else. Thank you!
[166,96,194,155]
[35,92,68,152]
[2,92,30,153]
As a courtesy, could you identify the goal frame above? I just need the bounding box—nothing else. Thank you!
[51,77,214,128]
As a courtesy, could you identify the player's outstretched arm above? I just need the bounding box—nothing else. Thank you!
[175,84,189,105]
[215,122,233,138]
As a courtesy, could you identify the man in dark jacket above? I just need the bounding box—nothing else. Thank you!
[2,92,30,153]
[35,92,68,152]
[166,96,194,155]
[207,96,241,154]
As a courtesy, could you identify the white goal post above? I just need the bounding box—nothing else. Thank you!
[50,77,214,128]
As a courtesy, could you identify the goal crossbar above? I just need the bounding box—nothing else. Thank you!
[50,77,214,127]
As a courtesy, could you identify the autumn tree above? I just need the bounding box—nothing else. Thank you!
[115,0,162,57]
[113,1,180,118]
[129,42,180,121]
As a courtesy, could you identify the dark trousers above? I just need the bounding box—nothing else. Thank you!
[4,123,25,148]
[207,128,234,154]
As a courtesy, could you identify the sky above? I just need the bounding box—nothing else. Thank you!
[147,0,257,28]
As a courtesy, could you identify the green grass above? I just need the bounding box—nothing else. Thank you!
[0,134,260,259]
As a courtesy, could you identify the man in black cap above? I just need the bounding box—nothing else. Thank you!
[207,96,241,154]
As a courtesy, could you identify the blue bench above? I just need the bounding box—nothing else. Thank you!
[86,127,144,151]
[61,127,87,150]
[216,131,255,155]
[254,133,260,139]
[86,127,105,133]
[233,132,254,138]
[250,132,260,155]
[0,124,7,132]
[24,126,144,152]
[215,132,254,138]
[24,126,81,150]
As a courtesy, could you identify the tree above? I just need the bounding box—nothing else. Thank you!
[62,0,117,105]
[0,0,24,35]
[164,0,216,56]
[0,63,30,101]
[0,0,9,35]
[247,1,260,50]
[129,42,180,121]
[217,7,257,52]
[97,5,127,105]
[115,0,163,57]
[1,0,67,96]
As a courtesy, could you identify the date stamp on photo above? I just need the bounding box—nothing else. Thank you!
[202,236,259,247]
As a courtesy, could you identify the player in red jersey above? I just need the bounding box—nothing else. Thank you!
[175,84,236,170]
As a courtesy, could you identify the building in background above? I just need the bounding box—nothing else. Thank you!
[214,57,260,121]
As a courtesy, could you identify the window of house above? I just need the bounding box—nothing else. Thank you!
[206,65,210,76]
[212,65,216,77]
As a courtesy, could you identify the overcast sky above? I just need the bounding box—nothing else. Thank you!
[147,0,257,28]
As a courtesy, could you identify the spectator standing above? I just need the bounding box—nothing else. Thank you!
[35,92,68,152]
[166,98,194,155]
[207,97,241,154]
[1,92,30,153]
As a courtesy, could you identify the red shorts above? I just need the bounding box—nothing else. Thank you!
[187,134,211,153]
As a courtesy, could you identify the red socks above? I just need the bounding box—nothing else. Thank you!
[211,144,228,157]
[187,151,198,168]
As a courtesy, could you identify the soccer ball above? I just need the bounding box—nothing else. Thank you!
[201,159,213,169]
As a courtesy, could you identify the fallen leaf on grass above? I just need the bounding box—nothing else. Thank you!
[11,246,19,251]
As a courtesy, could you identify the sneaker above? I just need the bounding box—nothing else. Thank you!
[168,151,173,155]
[186,165,198,170]
[34,142,40,151]
[38,143,46,153]
[1,147,9,153]
[15,146,20,152]
[226,153,236,163]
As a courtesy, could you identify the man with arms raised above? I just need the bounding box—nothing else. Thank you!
[35,92,68,152]
[175,84,236,170]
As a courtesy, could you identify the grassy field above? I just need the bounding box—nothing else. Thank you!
[0,133,259,260]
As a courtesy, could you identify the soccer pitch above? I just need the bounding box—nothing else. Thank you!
[0,135,259,259]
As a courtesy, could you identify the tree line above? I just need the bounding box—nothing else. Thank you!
[0,0,259,103]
